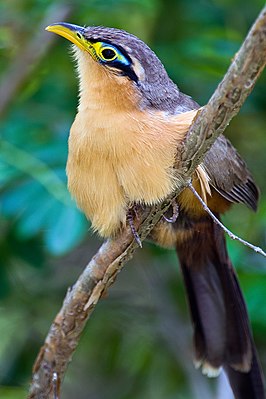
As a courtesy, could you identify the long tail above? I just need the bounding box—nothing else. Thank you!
[176,216,265,399]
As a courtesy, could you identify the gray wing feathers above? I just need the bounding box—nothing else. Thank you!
[203,135,259,211]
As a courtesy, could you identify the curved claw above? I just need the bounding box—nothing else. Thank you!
[127,209,142,248]
[163,201,179,223]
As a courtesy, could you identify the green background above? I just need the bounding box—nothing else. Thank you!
[0,0,265,398]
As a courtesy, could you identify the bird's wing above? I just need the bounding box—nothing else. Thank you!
[202,135,259,211]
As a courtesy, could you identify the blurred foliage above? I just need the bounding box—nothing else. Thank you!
[0,0,265,398]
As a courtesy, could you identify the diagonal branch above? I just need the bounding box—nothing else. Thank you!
[28,6,266,399]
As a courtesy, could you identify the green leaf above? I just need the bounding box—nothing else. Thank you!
[45,203,88,255]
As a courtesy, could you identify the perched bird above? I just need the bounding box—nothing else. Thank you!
[46,23,265,398]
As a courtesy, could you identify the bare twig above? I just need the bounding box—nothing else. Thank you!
[28,6,266,399]
[188,182,266,257]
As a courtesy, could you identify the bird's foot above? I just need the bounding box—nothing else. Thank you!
[163,200,179,223]
[127,207,142,248]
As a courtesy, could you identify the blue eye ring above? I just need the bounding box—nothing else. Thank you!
[100,46,118,61]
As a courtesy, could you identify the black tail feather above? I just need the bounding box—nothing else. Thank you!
[176,217,265,399]
[225,347,265,399]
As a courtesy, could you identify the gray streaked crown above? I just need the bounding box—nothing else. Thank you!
[84,26,199,113]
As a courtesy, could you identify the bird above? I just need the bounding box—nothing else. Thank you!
[46,22,265,398]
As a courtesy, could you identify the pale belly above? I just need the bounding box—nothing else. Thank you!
[65,108,194,237]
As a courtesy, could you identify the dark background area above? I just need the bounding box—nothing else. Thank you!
[0,1,265,398]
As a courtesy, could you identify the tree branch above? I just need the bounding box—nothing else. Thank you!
[28,6,266,399]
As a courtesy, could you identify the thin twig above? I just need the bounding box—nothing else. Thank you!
[188,182,266,257]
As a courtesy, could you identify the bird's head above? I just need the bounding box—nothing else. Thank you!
[45,22,188,111]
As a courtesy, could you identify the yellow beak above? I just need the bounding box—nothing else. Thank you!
[45,22,87,51]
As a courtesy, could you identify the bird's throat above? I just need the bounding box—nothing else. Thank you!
[74,48,140,113]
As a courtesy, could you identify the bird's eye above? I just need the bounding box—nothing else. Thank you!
[100,47,117,61]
